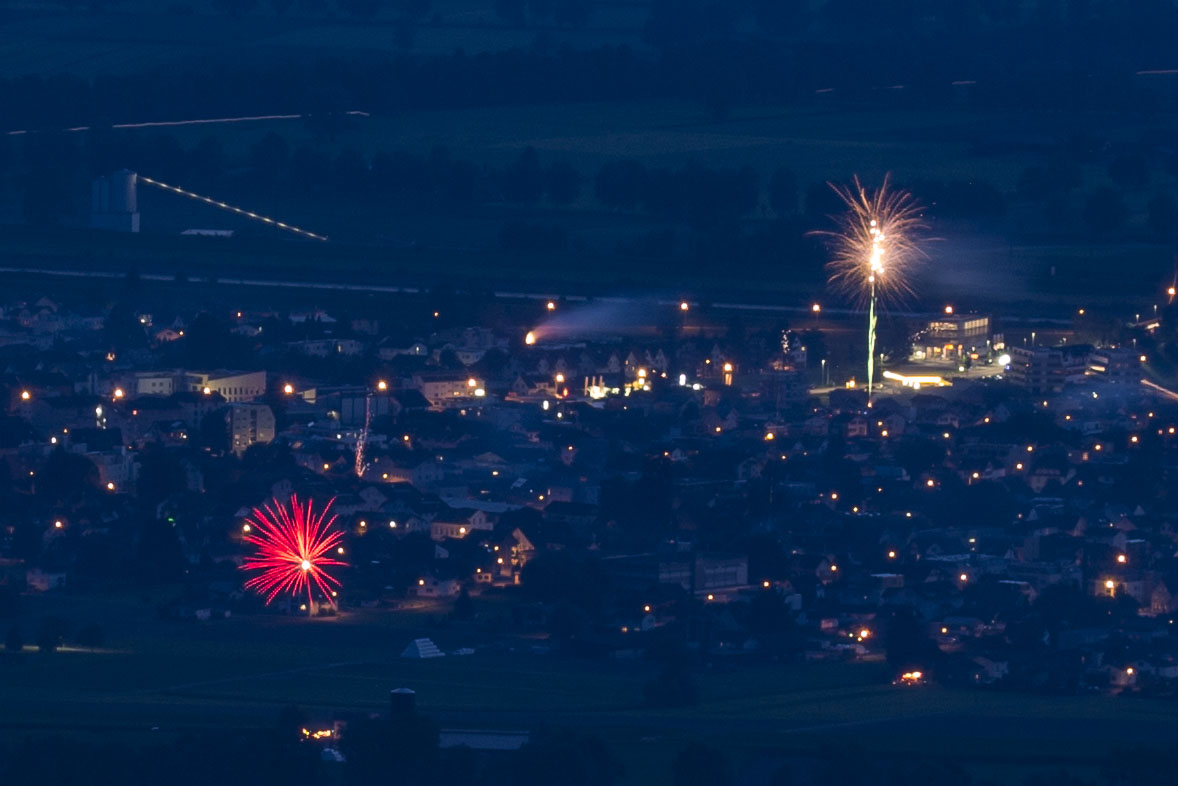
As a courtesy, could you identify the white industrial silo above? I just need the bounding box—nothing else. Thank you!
[90,169,140,233]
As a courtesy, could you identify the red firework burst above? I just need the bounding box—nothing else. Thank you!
[240,495,346,609]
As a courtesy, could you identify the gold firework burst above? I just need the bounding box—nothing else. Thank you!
[816,174,926,308]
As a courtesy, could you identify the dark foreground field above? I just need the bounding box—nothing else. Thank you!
[5,590,1177,786]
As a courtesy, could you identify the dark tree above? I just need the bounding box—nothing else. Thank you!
[136,444,189,508]
[545,161,581,204]
[21,170,71,226]
[1082,188,1127,237]
[74,624,105,649]
[515,728,624,786]
[0,584,20,619]
[596,159,647,210]
[38,449,100,503]
[36,616,68,653]
[133,517,187,584]
[341,712,439,786]
[768,166,798,216]
[452,587,474,620]
[1147,193,1177,239]
[1108,153,1149,189]
[884,606,937,673]
[250,132,291,185]
[502,147,544,204]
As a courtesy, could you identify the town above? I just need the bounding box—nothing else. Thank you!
[5,284,1178,705]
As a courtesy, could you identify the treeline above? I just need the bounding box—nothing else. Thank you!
[3,127,1013,224]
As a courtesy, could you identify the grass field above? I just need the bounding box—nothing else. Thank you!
[5,590,1178,785]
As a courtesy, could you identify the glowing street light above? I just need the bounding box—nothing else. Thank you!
[680,301,690,312]
[283,383,294,394]
[20,390,29,401]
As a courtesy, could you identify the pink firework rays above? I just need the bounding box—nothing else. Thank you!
[241,495,346,609]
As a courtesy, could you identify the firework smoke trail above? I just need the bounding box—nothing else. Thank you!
[812,174,926,397]
[241,495,346,610]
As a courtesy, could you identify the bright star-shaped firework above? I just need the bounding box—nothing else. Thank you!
[817,173,926,307]
[240,495,346,608]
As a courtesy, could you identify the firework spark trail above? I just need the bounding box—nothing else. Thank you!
[241,495,346,609]
[811,174,927,397]
[355,395,372,478]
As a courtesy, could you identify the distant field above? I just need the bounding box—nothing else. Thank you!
[0,2,648,80]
